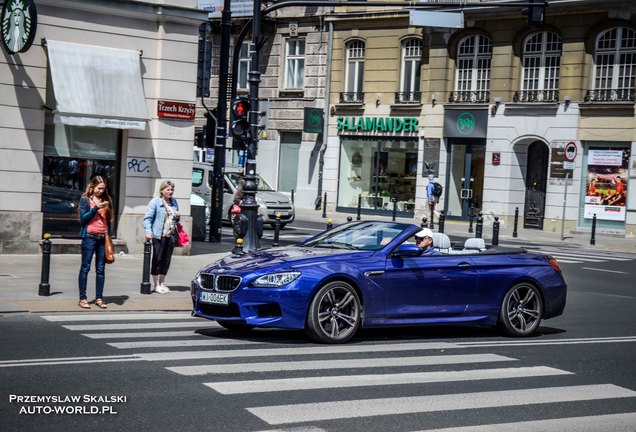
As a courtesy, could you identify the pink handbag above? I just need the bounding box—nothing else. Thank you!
[176,223,190,247]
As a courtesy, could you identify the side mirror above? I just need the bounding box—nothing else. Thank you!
[393,244,422,257]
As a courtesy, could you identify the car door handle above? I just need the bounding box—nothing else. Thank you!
[364,271,385,278]
[457,263,471,270]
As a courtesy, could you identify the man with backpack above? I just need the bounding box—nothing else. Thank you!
[426,174,443,229]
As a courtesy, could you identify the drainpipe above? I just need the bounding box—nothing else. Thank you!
[316,19,333,210]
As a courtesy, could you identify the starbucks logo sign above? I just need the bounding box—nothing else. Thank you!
[456,112,476,136]
[1,0,37,54]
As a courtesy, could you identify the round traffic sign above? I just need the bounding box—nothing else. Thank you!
[564,142,577,161]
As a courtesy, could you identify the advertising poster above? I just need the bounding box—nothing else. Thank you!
[584,149,630,221]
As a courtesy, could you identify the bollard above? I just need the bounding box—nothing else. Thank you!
[513,207,519,238]
[38,233,52,296]
[326,218,333,230]
[291,189,295,205]
[429,208,435,230]
[468,204,475,234]
[356,194,362,221]
[232,237,244,254]
[322,192,327,218]
[476,212,484,239]
[492,216,500,246]
[392,199,397,222]
[438,210,446,233]
[347,216,352,223]
[421,217,428,228]
[140,239,152,294]
[590,213,597,245]
[272,213,281,247]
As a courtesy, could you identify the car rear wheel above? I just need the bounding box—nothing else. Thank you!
[306,281,361,344]
[498,282,543,336]
[217,320,254,332]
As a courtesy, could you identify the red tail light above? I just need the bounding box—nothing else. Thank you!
[548,256,561,273]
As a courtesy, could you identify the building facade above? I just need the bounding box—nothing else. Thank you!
[0,0,207,253]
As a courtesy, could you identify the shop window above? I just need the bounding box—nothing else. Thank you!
[517,31,562,102]
[588,27,636,102]
[284,39,305,89]
[338,139,418,213]
[452,34,492,103]
[278,132,301,192]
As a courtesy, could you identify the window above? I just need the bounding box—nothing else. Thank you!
[237,42,251,90]
[192,168,204,187]
[345,40,365,94]
[278,132,302,193]
[453,34,492,102]
[590,26,636,101]
[518,31,562,102]
[400,38,421,93]
[284,39,305,89]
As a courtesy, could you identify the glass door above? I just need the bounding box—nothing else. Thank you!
[446,142,485,218]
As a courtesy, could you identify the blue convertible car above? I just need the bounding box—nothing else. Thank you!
[191,221,567,343]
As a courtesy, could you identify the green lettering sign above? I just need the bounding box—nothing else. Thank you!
[336,116,418,133]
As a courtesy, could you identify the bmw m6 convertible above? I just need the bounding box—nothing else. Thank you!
[191,221,567,343]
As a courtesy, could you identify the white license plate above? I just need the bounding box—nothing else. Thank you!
[199,291,229,305]
[274,211,288,216]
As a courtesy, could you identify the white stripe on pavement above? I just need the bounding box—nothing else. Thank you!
[108,338,264,349]
[167,353,516,376]
[82,331,205,339]
[457,336,636,347]
[411,412,636,432]
[581,267,628,274]
[138,342,462,362]
[206,366,571,394]
[62,321,215,331]
[247,384,636,425]
[41,313,197,322]
[0,354,142,368]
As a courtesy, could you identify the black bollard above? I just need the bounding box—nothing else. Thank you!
[468,204,474,233]
[421,217,428,228]
[326,218,333,230]
[38,234,52,296]
[291,189,295,205]
[590,213,597,245]
[476,212,484,239]
[356,194,362,221]
[140,239,152,294]
[392,199,397,222]
[347,216,352,223]
[438,210,446,233]
[513,207,519,238]
[272,213,281,247]
[492,216,500,246]
[322,192,327,218]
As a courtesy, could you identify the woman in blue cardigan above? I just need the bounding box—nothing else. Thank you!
[143,180,180,294]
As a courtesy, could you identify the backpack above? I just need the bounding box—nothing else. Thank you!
[432,182,443,198]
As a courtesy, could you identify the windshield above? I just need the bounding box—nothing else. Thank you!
[303,221,409,251]
[226,172,275,192]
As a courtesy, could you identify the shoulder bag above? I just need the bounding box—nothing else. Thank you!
[105,234,115,264]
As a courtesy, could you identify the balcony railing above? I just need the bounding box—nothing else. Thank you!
[339,92,364,103]
[584,89,635,102]
[448,91,490,103]
[394,91,422,104]
[513,90,559,103]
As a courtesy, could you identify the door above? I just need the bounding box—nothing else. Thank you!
[446,141,485,218]
[524,141,549,229]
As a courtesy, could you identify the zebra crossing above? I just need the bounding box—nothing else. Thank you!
[526,245,636,265]
[40,312,636,431]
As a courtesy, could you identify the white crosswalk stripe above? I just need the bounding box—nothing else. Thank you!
[527,246,636,264]
[40,312,636,431]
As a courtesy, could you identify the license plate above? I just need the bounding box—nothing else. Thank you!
[199,291,229,305]
[273,211,288,216]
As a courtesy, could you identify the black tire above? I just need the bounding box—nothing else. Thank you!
[306,281,361,344]
[217,320,254,332]
[498,282,543,336]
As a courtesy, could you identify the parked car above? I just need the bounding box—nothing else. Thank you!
[191,221,567,343]
[191,161,295,228]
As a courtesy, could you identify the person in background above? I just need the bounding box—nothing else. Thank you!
[144,181,180,294]
[426,174,438,229]
[414,228,440,255]
[77,175,113,309]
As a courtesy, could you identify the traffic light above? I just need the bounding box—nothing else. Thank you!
[230,97,251,149]
[522,0,545,27]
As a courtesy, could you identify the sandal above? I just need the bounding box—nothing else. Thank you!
[94,299,108,309]
[78,300,90,309]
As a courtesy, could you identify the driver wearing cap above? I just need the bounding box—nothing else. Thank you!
[414,228,441,256]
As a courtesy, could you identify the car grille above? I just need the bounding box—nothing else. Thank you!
[198,302,240,318]
[200,273,214,289]
[216,275,241,292]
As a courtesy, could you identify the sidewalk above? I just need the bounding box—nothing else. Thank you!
[1,207,634,314]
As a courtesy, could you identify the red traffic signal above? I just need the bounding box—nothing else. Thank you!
[231,97,251,145]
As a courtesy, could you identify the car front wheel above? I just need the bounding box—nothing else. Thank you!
[498,282,543,336]
[306,281,361,344]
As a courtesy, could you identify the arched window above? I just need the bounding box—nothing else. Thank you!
[397,38,422,103]
[453,34,492,103]
[518,31,561,102]
[589,26,636,101]
[343,40,365,102]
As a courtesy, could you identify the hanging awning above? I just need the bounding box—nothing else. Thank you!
[46,40,149,130]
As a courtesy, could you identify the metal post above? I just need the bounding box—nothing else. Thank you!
[492,216,500,246]
[38,234,52,296]
[421,217,427,228]
[438,210,445,233]
[272,213,281,247]
[476,212,483,239]
[513,206,519,238]
[356,194,362,221]
[322,192,327,218]
[291,189,295,205]
[468,204,474,234]
[590,213,597,245]
[560,173,569,241]
[326,218,333,230]
[429,205,435,230]
[140,239,152,294]
[392,199,397,222]
[233,237,244,254]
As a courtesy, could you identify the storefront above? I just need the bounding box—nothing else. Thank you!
[335,116,419,216]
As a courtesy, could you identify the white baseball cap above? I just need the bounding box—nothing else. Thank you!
[415,228,433,239]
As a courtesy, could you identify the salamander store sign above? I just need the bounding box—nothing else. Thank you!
[336,116,418,133]
[1,0,37,54]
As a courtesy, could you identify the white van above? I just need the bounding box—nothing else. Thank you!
[192,161,295,228]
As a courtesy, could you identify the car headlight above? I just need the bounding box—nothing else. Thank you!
[252,271,301,287]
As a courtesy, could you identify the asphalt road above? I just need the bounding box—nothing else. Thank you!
[1,245,635,431]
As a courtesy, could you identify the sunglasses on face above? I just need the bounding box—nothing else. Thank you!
[415,236,431,242]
